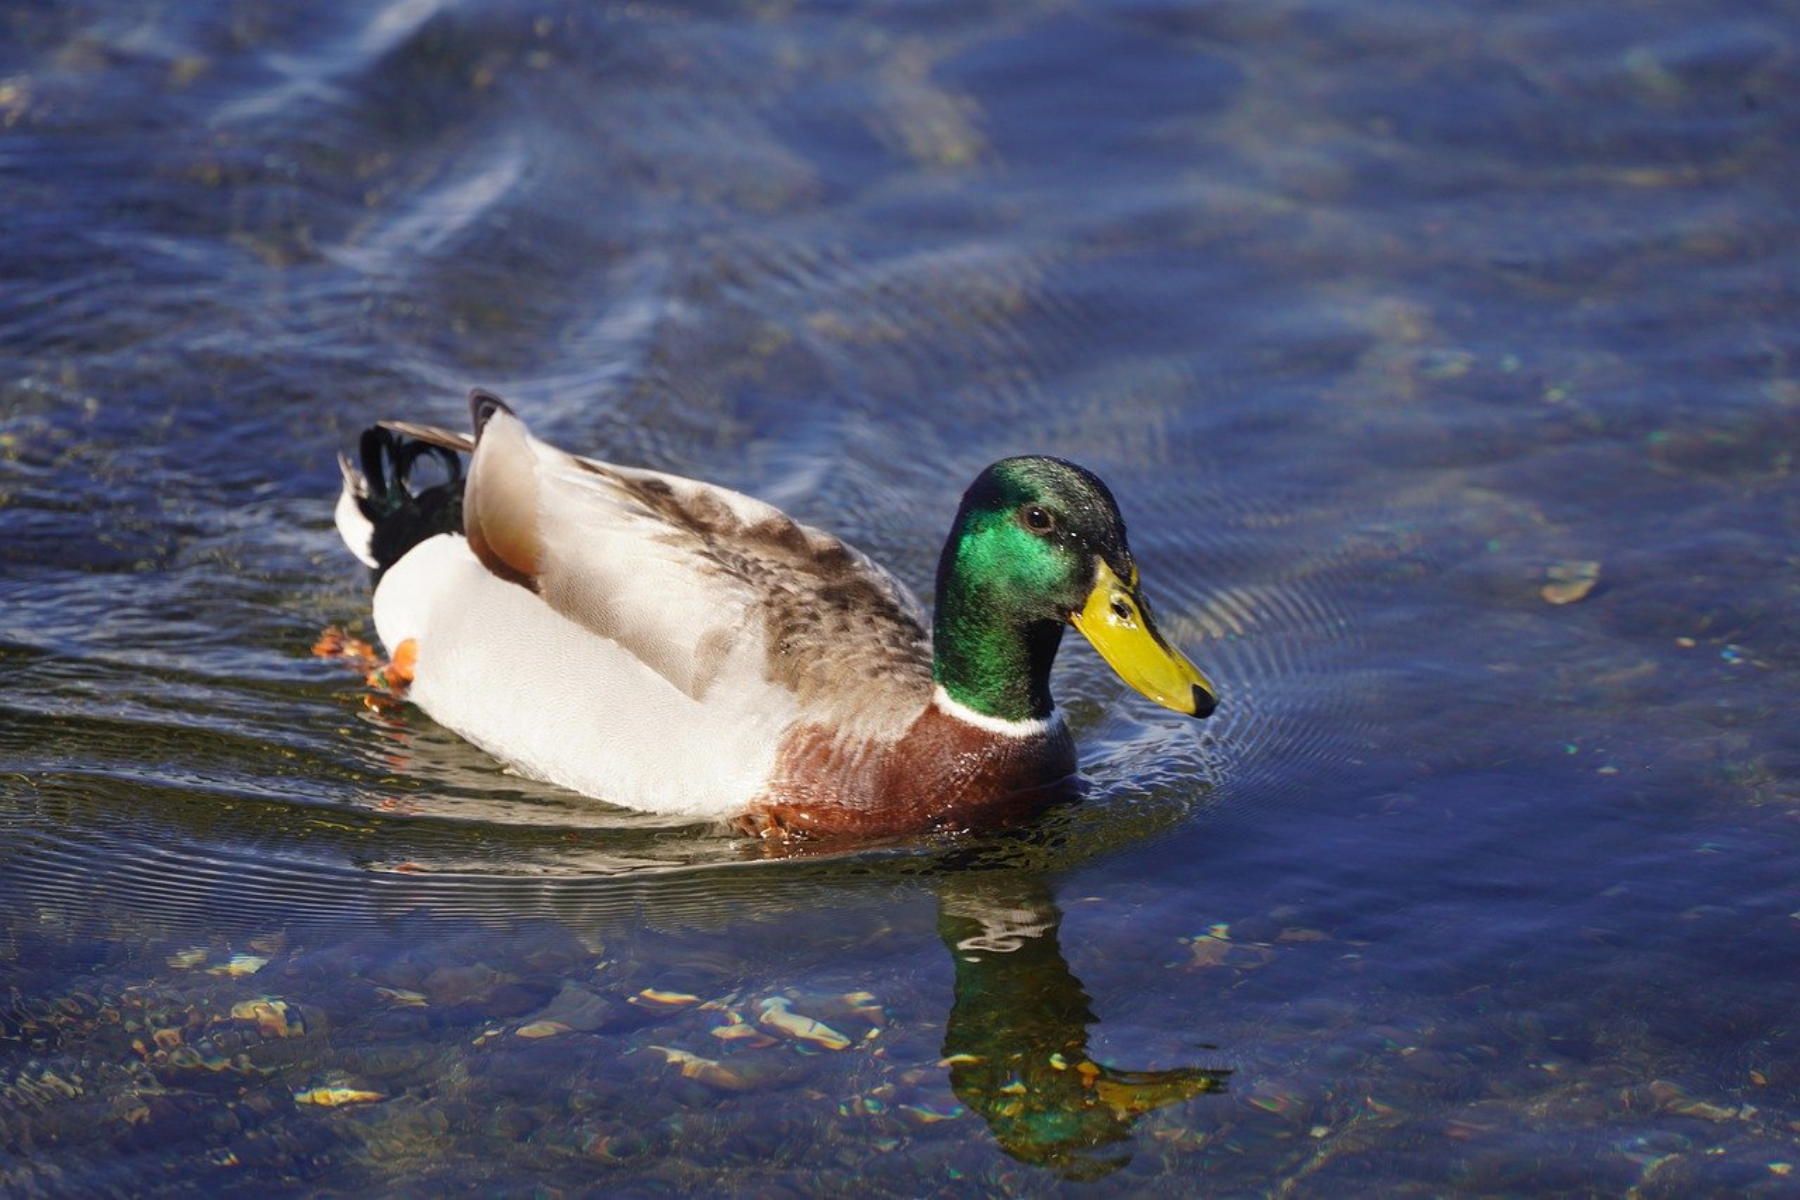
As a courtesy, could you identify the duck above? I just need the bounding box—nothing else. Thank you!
[333,389,1216,838]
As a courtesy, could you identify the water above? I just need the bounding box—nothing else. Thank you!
[2,0,1797,1192]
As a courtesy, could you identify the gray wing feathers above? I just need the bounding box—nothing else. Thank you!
[463,409,933,728]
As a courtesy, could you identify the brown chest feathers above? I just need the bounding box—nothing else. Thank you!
[738,704,1080,839]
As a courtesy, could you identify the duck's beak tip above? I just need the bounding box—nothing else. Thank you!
[1189,684,1217,720]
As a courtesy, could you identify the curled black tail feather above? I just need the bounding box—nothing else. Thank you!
[357,426,466,583]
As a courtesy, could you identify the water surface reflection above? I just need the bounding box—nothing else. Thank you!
[936,871,1229,1179]
[0,801,1237,1190]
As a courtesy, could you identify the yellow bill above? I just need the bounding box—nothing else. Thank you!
[1069,561,1217,718]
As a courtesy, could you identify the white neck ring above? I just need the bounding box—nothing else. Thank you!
[931,685,1061,739]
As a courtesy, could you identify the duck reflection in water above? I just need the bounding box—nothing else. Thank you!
[935,871,1229,1179]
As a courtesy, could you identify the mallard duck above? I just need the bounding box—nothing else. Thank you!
[334,389,1215,838]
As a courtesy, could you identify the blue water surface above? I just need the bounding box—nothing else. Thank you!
[2,0,1797,1193]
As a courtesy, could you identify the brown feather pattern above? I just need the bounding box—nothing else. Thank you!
[597,463,935,722]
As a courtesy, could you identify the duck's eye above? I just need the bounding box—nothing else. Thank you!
[1019,504,1055,534]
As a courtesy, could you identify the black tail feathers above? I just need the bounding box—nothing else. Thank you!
[356,426,467,581]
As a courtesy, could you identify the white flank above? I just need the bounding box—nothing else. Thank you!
[931,685,1061,739]
[370,534,800,816]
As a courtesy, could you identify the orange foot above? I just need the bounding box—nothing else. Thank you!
[313,625,379,669]
[365,638,417,694]
[316,627,417,701]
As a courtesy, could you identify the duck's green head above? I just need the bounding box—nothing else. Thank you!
[933,456,1217,725]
